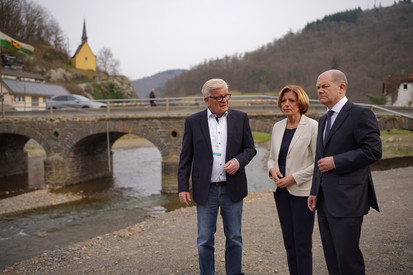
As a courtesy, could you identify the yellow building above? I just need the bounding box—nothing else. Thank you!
[71,19,96,71]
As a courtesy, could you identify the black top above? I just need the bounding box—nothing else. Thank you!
[278,128,296,177]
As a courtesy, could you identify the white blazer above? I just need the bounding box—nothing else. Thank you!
[267,114,318,196]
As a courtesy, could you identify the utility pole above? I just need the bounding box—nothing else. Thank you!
[0,46,4,118]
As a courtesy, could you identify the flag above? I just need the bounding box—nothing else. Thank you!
[0,30,34,55]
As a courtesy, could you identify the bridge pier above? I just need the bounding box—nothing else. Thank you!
[44,154,72,187]
[44,153,113,188]
[161,154,180,193]
[44,137,114,188]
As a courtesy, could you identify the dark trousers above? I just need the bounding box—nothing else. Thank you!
[317,187,365,275]
[274,188,314,275]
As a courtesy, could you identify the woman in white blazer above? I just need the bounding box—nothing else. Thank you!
[267,85,318,275]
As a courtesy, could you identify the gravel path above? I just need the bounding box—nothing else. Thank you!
[1,166,412,274]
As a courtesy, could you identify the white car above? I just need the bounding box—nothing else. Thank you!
[46,95,106,110]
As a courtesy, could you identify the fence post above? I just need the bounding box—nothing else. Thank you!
[166,99,169,115]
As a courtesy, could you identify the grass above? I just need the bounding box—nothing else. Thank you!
[380,129,413,136]
[252,132,272,143]
[380,129,413,157]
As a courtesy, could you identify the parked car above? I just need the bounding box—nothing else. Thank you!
[46,95,106,110]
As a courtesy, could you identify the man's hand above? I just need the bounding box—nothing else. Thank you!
[307,195,317,212]
[224,159,239,175]
[179,192,192,206]
[317,156,335,173]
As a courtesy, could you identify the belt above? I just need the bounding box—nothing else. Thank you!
[211,181,226,186]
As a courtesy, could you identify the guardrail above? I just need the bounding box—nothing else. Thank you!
[1,95,413,120]
[99,95,277,107]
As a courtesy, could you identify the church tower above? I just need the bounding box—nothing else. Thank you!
[71,19,96,71]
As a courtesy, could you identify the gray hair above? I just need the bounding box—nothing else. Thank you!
[201,79,229,98]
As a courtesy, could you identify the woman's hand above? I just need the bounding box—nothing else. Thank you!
[269,169,295,188]
[275,175,295,188]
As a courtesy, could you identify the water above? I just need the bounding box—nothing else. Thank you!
[0,144,271,270]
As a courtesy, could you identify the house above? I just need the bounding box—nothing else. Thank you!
[0,73,70,111]
[2,68,45,83]
[71,19,96,72]
[383,73,413,106]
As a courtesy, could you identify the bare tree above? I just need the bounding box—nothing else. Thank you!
[97,47,120,75]
[0,0,68,50]
[0,0,24,36]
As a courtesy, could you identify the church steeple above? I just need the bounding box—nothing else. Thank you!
[81,19,88,44]
[71,18,96,71]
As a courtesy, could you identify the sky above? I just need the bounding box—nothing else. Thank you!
[32,0,396,81]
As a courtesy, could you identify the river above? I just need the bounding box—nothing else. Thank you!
[0,144,272,270]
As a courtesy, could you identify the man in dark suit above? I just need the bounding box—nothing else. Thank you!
[307,69,382,275]
[178,78,256,275]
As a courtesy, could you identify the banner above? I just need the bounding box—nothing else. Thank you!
[0,30,34,55]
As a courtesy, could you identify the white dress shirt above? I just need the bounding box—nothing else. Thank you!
[324,96,348,137]
[207,108,228,183]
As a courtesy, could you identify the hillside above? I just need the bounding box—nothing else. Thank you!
[132,69,185,98]
[163,2,413,103]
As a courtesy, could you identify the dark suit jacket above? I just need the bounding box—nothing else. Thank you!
[178,109,256,205]
[310,101,382,217]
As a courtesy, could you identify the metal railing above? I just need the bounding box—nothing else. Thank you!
[97,95,277,107]
[357,103,413,120]
[1,95,413,120]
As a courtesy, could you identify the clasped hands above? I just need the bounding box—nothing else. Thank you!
[269,168,295,189]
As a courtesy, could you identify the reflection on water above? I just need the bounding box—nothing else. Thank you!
[0,145,270,270]
[0,157,45,199]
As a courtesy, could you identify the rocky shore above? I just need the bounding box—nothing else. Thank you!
[1,167,412,274]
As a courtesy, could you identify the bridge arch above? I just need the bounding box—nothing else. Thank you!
[0,125,50,179]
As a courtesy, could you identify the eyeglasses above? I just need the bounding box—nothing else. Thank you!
[208,94,231,102]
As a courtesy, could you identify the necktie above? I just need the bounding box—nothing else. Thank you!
[324,110,334,145]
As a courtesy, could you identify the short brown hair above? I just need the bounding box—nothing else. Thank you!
[277,85,310,114]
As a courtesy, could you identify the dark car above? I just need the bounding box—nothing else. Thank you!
[46,95,106,110]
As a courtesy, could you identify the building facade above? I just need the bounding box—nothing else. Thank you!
[383,73,413,106]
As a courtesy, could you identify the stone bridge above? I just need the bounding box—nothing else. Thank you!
[0,105,412,193]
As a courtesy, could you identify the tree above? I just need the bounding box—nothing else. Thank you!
[0,0,68,50]
[96,47,120,76]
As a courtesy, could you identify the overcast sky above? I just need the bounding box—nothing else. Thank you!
[32,0,395,81]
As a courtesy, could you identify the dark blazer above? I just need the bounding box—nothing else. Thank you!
[310,101,382,217]
[178,109,256,205]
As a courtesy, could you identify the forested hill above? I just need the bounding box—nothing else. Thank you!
[163,2,413,103]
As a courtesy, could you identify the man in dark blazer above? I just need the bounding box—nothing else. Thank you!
[307,69,382,275]
[178,78,256,275]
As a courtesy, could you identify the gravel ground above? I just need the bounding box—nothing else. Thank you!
[1,166,412,275]
[0,189,83,215]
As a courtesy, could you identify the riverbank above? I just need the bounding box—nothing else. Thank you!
[1,166,412,274]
